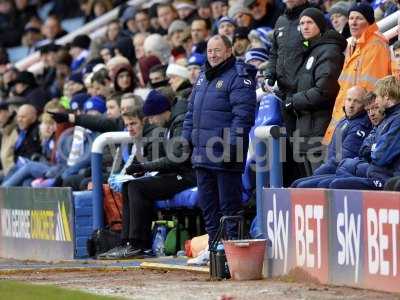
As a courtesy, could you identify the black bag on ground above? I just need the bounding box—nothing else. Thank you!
[210,215,244,280]
[86,226,121,258]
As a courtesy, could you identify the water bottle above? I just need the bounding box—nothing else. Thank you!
[152,225,167,256]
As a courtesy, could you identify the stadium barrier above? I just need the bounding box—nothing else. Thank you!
[261,188,400,293]
[0,187,74,261]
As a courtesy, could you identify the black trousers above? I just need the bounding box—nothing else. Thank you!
[196,168,242,245]
[121,173,196,249]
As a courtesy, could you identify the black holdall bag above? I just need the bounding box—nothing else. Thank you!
[86,225,122,258]
[210,215,244,280]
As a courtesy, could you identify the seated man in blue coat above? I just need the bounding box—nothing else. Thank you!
[329,75,400,190]
[291,86,372,188]
[182,35,257,265]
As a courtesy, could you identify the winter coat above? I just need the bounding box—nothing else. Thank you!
[175,80,193,102]
[141,100,193,175]
[251,0,285,29]
[323,23,391,144]
[0,112,18,174]
[366,103,400,183]
[265,2,311,98]
[182,56,257,172]
[14,121,41,161]
[313,111,371,175]
[289,30,347,153]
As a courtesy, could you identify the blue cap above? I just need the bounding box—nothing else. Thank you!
[84,96,107,114]
[70,93,90,111]
[188,53,206,67]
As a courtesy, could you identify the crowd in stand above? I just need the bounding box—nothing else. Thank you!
[0,0,400,261]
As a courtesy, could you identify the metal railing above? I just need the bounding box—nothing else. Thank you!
[14,0,143,73]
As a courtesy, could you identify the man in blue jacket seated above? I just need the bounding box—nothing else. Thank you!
[291,86,372,188]
[182,35,257,265]
[329,75,400,190]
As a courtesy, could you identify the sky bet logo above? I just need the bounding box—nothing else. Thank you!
[366,207,399,277]
[294,204,324,269]
[336,196,361,283]
[266,193,289,273]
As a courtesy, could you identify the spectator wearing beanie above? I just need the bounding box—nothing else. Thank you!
[84,96,107,115]
[120,6,137,37]
[168,20,189,48]
[197,0,211,19]
[232,27,250,59]
[217,17,236,41]
[173,0,198,23]
[12,71,51,111]
[323,3,391,144]
[70,92,90,113]
[99,88,195,259]
[210,0,227,22]
[69,34,91,72]
[328,1,351,38]
[166,63,192,100]
[138,55,162,86]
[187,53,205,84]
[245,48,269,68]
[248,27,272,50]
[114,37,136,66]
[67,72,86,96]
[228,4,253,28]
[284,7,347,175]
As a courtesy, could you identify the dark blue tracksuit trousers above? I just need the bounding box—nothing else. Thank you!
[329,176,384,190]
[196,168,242,245]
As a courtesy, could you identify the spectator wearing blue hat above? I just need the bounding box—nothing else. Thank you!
[84,96,107,115]
[70,93,90,112]
[248,27,272,50]
[217,16,236,41]
[245,48,269,68]
[187,53,205,84]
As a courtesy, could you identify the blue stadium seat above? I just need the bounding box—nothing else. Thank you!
[73,190,93,258]
[61,17,85,33]
[242,93,282,203]
[155,187,198,209]
[7,46,29,63]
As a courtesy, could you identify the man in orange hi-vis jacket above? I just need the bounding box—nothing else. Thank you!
[323,3,391,144]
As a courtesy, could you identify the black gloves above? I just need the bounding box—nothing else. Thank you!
[126,162,145,176]
[47,111,69,123]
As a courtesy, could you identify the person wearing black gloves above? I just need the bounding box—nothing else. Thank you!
[48,94,144,133]
[284,7,346,174]
[100,90,195,259]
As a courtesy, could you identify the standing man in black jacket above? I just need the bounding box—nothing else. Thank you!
[285,8,346,174]
[264,0,311,184]
[103,90,196,259]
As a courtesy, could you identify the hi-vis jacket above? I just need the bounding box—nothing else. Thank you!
[323,23,391,144]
